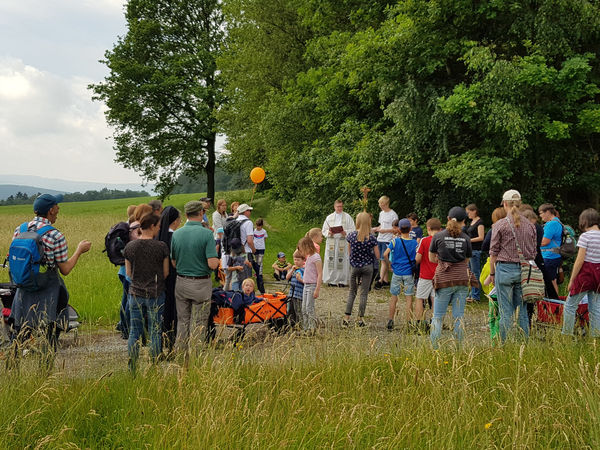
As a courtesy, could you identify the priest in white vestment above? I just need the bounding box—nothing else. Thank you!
[321,200,356,286]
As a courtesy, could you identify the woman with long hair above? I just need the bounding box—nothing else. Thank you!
[489,190,537,342]
[343,212,380,327]
[465,204,485,302]
[429,207,473,348]
[562,208,600,337]
[212,199,227,239]
[157,206,181,354]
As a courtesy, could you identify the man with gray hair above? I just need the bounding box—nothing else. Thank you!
[170,201,219,356]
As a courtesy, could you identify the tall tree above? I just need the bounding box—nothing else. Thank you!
[90,0,224,199]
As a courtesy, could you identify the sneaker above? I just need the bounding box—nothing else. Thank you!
[357,320,366,327]
[387,319,394,331]
[342,319,349,328]
[374,281,383,290]
[382,281,391,287]
[273,273,280,281]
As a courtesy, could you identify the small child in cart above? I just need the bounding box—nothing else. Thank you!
[285,250,305,327]
[241,278,259,305]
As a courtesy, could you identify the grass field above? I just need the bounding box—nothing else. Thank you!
[1,193,600,448]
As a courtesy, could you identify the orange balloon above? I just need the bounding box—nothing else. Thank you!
[250,167,266,184]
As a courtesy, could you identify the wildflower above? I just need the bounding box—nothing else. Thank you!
[485,422,492,430]
[384,353,390,357]
[444,361,449,364]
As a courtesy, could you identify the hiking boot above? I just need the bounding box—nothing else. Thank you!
[387,319,394,331]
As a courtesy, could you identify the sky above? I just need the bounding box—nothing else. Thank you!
[0,0,180,185]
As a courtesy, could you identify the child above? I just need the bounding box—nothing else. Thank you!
[414,218,442,331]
[228,238,250,291]
[241,278,258,305]
[307,227,323,253]
[272,252,292,281]
[384,218,418,331]
[298,236,322,332]
[286,250,305,327]
[374,196,398,289]
[215,227,224,258]
[253,219,267,294]
[407,213,423,244]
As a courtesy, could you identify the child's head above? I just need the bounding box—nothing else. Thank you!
[242,278,255,295]
[391,218,400,236]
[293,250,305,267]
[297,236,316,258]
[398,218,411,236]
[277,251,287,262]
[579,208,600,231]
[307,227,323,244]
[255,218,264,229]
[216,227,224,239]
[406,212,419,226]
[378,195,390,210]
[426,218,442,235]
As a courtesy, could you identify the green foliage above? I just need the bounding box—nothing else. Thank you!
[90,0,225,200]
[220,0,600,222]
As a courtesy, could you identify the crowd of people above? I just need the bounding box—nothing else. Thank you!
[7,189,600,372]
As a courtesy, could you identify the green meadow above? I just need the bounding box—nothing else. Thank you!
[1,193,600,448]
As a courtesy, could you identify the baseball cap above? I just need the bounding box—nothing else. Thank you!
[184,201,204,215]
[398,218,411,229]
[33,193,64,215]
[237,203,253,214]
[501,189,521,203]
[448,206,468,222]
[277,252,285,258]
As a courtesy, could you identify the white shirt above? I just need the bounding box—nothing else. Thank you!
[377,209,398,243]
[237,215,254,253]
[253,228,268,250]
[578,230,600,263]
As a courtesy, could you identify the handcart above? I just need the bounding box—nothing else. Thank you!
[536,296,589,333]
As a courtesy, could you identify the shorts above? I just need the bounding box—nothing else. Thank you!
[377,241,390,261]
[543,257,562,281]
[390,273,415,296]
[415,278,434,299]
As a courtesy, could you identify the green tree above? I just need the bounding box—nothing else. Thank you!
[90,0,224,199]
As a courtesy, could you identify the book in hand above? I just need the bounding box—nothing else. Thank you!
[329,225,344,234]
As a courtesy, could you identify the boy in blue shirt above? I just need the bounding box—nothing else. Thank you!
[384,218,418,331]
[539,203,563,297]
[286,250,305,327]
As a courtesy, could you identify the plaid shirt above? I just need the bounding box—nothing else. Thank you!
[490,215,537,262]
[13,217,68,269]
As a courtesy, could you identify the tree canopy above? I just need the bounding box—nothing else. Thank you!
[219,0,600,221]
[90,0,224,200]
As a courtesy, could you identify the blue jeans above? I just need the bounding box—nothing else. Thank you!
[496,262,529,342]
[118,274,130,336]
[562,292,600,337]
[468,250,481,300]
[430,285,468,349]
[128,293,164,371]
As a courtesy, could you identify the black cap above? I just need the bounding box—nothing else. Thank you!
[448,206,468,222]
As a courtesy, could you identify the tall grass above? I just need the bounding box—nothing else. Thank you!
[2,333,600,448]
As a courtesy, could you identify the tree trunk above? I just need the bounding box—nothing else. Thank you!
[206,132,216,201]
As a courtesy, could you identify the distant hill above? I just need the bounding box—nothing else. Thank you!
[0,184,67,201]
[0,175,154,198]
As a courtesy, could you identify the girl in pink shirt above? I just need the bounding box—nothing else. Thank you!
[298,236,322,332]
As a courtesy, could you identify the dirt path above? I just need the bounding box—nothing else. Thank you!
[4,283,493,376]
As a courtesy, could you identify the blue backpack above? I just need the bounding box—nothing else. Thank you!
[8,222,55,291]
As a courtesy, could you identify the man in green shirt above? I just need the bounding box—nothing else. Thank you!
[171,201,219,354]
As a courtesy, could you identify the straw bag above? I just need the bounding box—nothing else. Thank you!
[506,218,545,303]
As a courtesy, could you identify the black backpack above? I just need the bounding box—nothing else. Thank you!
[222,217,246,254]
[104,222,132,266]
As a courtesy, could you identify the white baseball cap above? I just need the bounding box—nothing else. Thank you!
[237,203,253,213]
[501,189,521,203]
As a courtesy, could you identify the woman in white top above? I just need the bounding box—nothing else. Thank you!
[562,208,600,336]
[373,196,398,289]
[212,199,227,239]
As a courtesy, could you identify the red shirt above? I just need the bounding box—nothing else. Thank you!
[417,235,437,280]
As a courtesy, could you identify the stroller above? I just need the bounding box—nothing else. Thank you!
[536,296,589,333]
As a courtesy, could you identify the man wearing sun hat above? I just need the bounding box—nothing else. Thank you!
[170,200,219,352]
[9,193,91,353]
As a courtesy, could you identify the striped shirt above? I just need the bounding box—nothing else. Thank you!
[13,217,68,269]
[578,230,600,263]
[489,215,537,262]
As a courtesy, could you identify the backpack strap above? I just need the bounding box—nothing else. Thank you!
[19,222,29,233]
[36,225,55,237]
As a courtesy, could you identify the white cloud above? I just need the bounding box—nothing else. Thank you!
[0,57,143,184]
